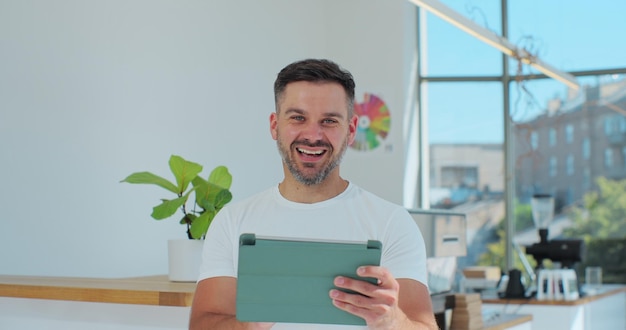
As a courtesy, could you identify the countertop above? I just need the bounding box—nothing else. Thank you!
[0,274,543,329]
[483,313,532,330]
[482,284,626,306]
[0,274,196,307]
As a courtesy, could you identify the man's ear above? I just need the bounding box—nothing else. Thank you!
[270,112,278,140]
[347,114,358,145]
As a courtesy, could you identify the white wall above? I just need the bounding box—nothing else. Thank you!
[0,0,416,278]
[328,0,417,205]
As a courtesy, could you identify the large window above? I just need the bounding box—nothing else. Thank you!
[417,0,626,280]
[425,82,503,212]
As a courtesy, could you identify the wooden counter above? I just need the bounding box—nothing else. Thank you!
[0,275,534,329]
[0,274,196,307]
[482,284,626,306]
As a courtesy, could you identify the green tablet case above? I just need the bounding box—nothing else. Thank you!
[236,233,382,325]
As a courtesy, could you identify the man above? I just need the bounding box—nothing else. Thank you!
[189,59,438,330]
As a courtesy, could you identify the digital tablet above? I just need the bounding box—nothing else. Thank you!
[235,233,382,325]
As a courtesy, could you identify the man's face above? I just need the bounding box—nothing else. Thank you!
[270,81,357,185]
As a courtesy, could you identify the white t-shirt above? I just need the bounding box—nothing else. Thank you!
[198,183,428,330]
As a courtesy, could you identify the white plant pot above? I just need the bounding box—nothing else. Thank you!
[167,239,204,282]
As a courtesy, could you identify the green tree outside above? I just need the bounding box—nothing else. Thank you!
[564,177,626,239]
[564,177,626,283]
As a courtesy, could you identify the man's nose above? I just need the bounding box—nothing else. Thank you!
[301,122,323,140]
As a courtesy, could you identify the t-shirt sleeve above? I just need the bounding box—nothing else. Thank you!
[381,208,429,286]
[196,207,238,281]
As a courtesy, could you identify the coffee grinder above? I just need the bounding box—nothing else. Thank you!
[524,194,585,299]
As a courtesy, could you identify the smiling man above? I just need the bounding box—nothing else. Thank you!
[272,79,354,200]
[189,59,438,330]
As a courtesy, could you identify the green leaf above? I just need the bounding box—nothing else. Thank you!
[198,199,217,213]
[194,178,231,212]
[151,195,188,220]
[179,213,197,225]
[190,211,215,239]
[214,188,233,210]
[208,166,232,189]
[169,155,203,194]
[192,176,209,208]
[120,172,178,194]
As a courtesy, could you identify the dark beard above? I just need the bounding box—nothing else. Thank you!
[276,136,348,186]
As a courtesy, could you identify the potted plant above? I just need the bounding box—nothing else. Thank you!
[121,155,233,281]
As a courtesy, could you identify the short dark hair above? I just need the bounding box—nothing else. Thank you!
[273,59,356,116]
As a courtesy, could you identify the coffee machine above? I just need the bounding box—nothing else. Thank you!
[524,194,584,300]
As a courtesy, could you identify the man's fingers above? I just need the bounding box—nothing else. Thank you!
[357,266,397,289]
[333,276,380,297]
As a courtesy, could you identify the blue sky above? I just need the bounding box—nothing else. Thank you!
[424,0,626,144]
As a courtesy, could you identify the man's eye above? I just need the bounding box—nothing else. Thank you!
[323,119,338,124]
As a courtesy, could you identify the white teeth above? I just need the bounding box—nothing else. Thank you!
[297,148,323,155]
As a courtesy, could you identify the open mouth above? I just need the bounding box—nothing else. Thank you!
[296,147,327,159]
[297,147,325,155]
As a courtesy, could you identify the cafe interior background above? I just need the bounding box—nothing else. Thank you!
[1,0,625,325]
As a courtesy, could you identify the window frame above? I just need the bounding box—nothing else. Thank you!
[414,0,626,270]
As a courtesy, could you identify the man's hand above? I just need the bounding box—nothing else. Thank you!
[329,266,437,330]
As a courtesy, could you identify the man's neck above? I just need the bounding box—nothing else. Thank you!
[278,175,349,204]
